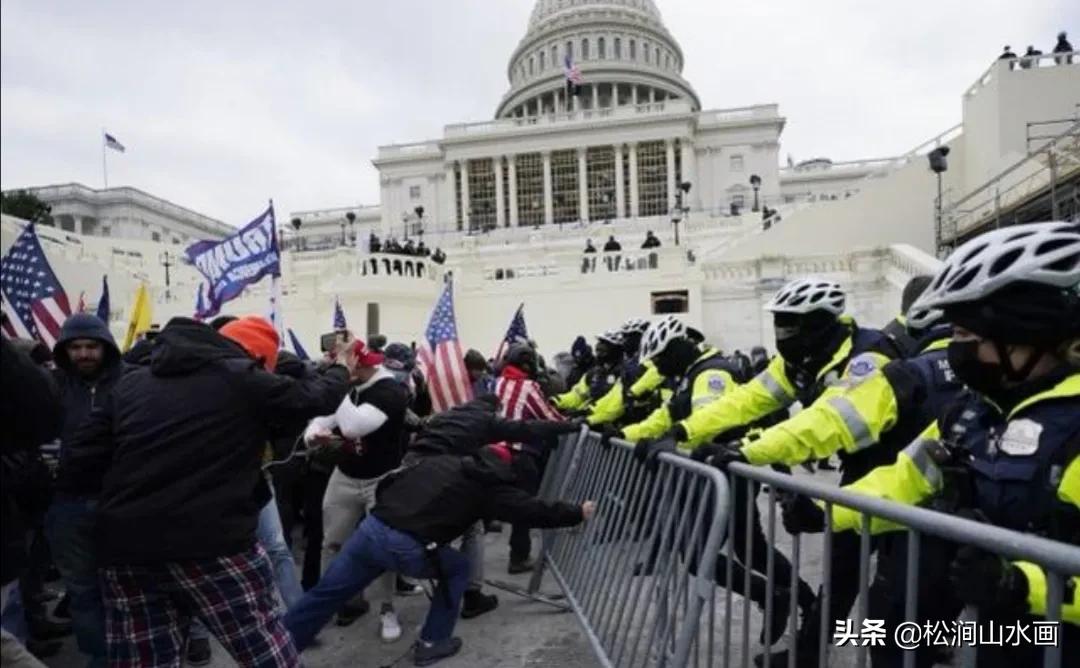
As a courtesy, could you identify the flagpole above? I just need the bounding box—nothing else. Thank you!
[268,198,285,343]
[101,129,108,189]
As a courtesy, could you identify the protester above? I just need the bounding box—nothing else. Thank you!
[603,235,622,252]
[57,316,353,666]
[284,442,593,665]
[2,338,61,668]
[304,339,411,641]
[464,349,495,396]
[641,230,661,249]
[1054,31,1073,64]
[45,313,126,668]
[566,335,594,387]
[583,239,597,254]
[1021,45,1043,68]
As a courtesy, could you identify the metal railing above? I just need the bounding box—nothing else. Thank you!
[527,430,731,668]
[529,431,1079,668]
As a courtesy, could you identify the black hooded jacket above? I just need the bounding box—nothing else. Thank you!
[56,317,350,565]
[407,395,577,460]
[51,313,126,452]
[373,449,583,545]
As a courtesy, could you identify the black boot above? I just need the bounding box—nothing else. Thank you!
[460,590,499,619]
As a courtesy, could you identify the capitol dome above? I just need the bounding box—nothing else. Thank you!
[496,0,700,118]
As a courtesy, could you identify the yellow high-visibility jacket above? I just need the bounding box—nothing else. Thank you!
[831,373,1080,624]
[587,360,665,426]
[740,337,951,466]
[679,322,893,451]
[621,349,739,450]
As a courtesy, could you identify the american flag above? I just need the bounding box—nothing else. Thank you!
[1,224,72,348]
[416,278,473,413]
[104,132,126,153]
[564,53,583,96]
[333,296,347,329]
[494,303,528,363]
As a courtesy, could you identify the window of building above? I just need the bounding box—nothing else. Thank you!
[636,140,668,216]
[598,37,606,59]
[643,42,649,63]
[515,153,544,227]
[655,48,661,65]
[551,149,579,225]
[500,157,511,226]
[409,185,421,200]
[566,40,573,60]
[528,57,534,75]
[730,154,744,172]
[539,50,546,70]
[467,158,496,232]
[614,37,622,58]
[651,290,689,314]
[582,38,589,60]
[665,53,671,68]
[731,193,746,208]
[551,45,558,67]
[629,39,636,59]
[586,146,616,221]
[151,231,161,242]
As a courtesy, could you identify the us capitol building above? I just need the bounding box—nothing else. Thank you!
[4,0,1078,354]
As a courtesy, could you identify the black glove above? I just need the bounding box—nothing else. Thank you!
[704,441,748,470]
[633,435,677,470]
[543,421,582,436]
[598,425,621,450]
[690,442,724,463]
[781,495,826,534]
[948,545,1028,615]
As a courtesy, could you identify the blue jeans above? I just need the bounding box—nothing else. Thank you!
[284,515,469,650]
[256,497,303,609]
[45,498,106,667]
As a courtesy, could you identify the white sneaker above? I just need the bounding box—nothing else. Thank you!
[379,609,402,643]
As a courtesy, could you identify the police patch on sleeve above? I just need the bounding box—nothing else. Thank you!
[708,375,726,393]
[848,356,878,378]
[998,418,1042,456]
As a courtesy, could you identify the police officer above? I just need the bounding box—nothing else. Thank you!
[714,300,962,666]
[828,222,1080,666]
[586,318,666,428]
[554,330,624,415]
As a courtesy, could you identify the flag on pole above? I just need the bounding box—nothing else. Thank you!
[0,224,72,348]
[193,283,209,320]
[564,53,583,98]
[333,297,347,330]
[186,203,280,318]
[104,132,126,153]
[416,278,472,413]
[287,328,310,361]
[122,283,152,352]
[96,275,110,323]
[76,292,87,313]
[494,303,528,363]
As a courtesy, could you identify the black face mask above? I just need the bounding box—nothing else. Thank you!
[654,339,698,379]
[947,339,1004,398]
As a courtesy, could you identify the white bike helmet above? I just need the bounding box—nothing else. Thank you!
[904,305,944,332]
[765,278,846,316]
[596,329,624,347]
[621,317,651,336]
[911,222,1080,312]
[639,316,686,360]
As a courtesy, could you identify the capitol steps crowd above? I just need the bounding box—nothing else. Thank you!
[1,221,1077,667]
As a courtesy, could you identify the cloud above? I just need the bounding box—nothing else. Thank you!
[2,0,1076,225]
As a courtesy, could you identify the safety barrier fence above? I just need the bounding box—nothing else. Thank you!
[527,430,1079,668]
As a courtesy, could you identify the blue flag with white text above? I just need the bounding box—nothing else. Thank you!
[185,204,280,317]
[95,275,110,323]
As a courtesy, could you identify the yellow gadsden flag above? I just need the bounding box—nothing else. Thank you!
[121,283,152,351]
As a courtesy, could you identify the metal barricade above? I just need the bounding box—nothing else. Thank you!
[528,429,1078,668]
[527,429,731,668]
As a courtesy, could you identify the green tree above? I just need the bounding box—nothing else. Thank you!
[0,190,53,225]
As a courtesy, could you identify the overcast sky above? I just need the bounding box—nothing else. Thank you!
[1,0,1075,226]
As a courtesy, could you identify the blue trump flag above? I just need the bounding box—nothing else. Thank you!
[185,204,280,317]
[287,328,310,361]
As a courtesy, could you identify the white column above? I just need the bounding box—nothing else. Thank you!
[578,148,589,222]
[556,88,564,113]
[542,151,553,226]
[628,144,639,219]
[508,155,519,227]
[442,163,456,233]
[614,145,625,219]
[461,160,471,231]
[591,84,599,110]
[494,156,506,228]
[680,140,695,210]
[649,87,656,103]
[665,139,676,213]
[631,85,638,106]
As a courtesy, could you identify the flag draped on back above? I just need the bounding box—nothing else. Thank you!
[494,303,528,363]
[96,275,110,323]
[0,224,72,348]
[333,297,347,329]
[416,278,472,413]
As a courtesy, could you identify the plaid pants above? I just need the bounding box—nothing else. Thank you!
[101,544,299,668]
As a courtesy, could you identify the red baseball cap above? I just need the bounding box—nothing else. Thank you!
[352,339,385,367]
